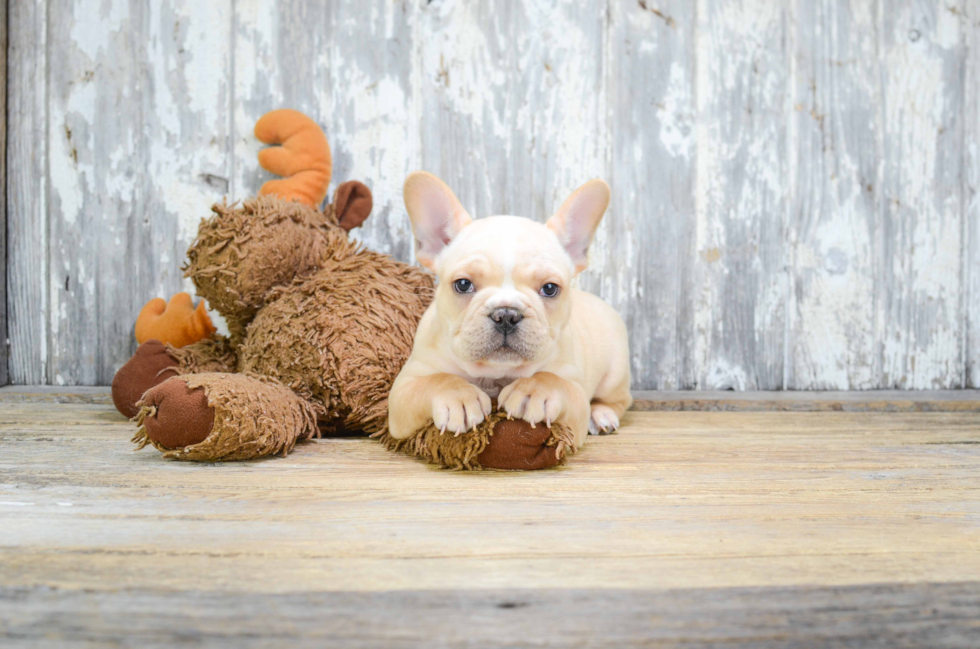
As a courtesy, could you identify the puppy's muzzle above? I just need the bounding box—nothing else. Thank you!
[490,307,524,334]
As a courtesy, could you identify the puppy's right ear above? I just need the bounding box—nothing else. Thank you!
[546,179,610,274]
[403,171,472,271]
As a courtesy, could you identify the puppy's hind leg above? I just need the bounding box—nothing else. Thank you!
[588,376,632,436]
[588,403,622,436]
[588,345,632,436]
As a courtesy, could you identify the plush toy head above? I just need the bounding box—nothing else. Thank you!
[131,110,373,349]
[183,196,354,340]
[183,110,373,341]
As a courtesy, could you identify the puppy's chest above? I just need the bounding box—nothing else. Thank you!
[471,377,514,399]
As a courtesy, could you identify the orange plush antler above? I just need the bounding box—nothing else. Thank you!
[135,293,216,348]
[255,109,333,207]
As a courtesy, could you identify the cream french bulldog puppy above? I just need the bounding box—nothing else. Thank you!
[387,172,632,446]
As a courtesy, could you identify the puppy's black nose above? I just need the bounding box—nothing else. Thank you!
[490,307,524,334]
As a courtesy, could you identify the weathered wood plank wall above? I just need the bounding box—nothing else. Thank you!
[6,0,980,389]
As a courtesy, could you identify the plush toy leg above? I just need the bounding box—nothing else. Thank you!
[111,340,180,418]
[111,336,237,419]
[379,412,576,470]
[132,372,318,461]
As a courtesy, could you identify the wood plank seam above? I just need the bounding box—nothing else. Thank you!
[1,0,8,385]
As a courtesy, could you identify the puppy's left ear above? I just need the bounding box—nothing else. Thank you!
[333,181,373,231]
[546,179,611,273]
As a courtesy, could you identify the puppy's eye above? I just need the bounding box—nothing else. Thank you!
[453,278,475,294]
[539,283,561,298]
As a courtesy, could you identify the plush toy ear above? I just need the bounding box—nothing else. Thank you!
[403,171,472,271]
[333,181,373,231]
[545,179,611,274]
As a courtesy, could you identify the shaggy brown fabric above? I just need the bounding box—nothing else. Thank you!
[137,378,215,449]
[183,196,346,343]
[133,372,318,461]
[333,181,373,231]
[167,335,238,375]
[111,340,179,418]
[377,412,576,471]
[239,241,434,437]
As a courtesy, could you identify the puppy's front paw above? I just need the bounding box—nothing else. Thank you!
[588,404,620,435]
[498,377,564,428]
[432,383,492,435]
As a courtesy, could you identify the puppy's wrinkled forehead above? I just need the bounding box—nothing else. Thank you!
[438,216,573,280]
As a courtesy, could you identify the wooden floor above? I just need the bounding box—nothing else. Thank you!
[2,389,979,647]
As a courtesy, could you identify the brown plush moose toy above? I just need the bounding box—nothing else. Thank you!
[111,110,575,470]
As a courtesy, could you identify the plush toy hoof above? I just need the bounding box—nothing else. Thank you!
[111,340,179,418]
[138,378,215,450]
[477,419,562,470]
[381,412,575,470]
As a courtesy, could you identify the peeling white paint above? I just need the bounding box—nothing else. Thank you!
[704,358,749,391]
[333,72,416,255]
[69,0,129,60]
[657,62,693,160]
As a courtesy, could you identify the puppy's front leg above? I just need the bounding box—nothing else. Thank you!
[498,372,591,444]
[388,372,492,440]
